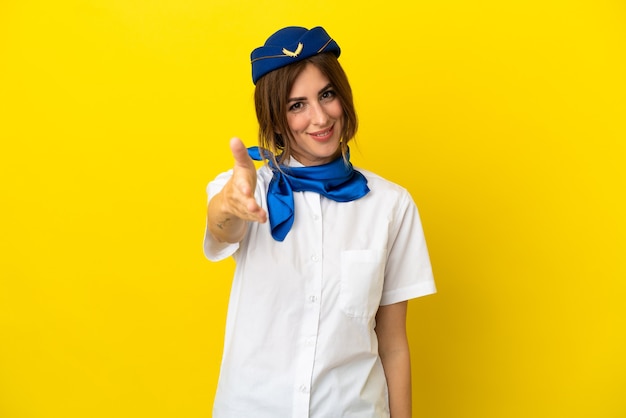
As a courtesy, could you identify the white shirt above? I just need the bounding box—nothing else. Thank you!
[204,161,436,418]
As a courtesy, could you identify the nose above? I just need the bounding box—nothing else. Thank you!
[310,102,329,126]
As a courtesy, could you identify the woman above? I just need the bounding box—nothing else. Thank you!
[204,26,435,418]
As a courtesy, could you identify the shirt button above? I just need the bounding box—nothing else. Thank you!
[305,337,315,346]
[312,214,320,221]
[308,295,317,303]
[299,385,310,394]
[311,255,319,262]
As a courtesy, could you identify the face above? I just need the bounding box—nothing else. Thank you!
[285,63,344,166]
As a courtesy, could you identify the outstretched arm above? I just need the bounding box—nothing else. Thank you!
[375,301,412,418]
[207,137,267,243]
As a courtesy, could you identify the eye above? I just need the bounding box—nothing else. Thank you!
[289,102,304,112]
[320,90,336,101]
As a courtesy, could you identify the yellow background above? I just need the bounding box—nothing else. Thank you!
[1,0,625,417]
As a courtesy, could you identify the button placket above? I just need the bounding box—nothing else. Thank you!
[292,192,324,416]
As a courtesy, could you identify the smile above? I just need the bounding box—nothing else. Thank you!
[308,125,334,141]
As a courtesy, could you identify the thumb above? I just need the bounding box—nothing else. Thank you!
[229,137,255,170]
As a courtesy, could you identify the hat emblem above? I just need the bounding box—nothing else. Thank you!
[282,42,303,58]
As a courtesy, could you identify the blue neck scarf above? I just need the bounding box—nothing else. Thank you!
[248,147,370,242]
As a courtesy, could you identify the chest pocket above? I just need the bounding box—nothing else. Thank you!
[339,249,386,319]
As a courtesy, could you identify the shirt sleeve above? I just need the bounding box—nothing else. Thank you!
[380,190,436,305]
[203,169,240,262]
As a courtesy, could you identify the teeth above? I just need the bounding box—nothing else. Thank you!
[314,130,330,137]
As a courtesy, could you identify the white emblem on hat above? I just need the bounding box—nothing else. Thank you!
[282,42,303,58]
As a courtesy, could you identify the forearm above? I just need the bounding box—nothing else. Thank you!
[380,343,412,418]
[207,191,248,243]
[376,301,412,418]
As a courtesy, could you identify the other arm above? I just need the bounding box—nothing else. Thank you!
[375,301,412,418]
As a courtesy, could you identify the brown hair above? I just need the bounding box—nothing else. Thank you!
[254,52,358,164]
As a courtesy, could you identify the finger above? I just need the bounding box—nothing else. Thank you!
[233,176,253,197]
[247,204,267,224]
[229,137,255,170]
[223,179,266,223]
[231,197,266,224]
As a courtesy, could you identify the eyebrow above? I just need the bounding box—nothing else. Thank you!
[287,83,333,103]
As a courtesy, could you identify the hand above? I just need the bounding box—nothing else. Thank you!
[221,137,267,224]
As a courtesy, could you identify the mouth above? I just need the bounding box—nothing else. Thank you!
[308,125,334,142]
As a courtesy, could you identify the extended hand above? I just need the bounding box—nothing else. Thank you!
[222,137,267,224]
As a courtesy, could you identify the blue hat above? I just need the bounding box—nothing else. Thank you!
[250,26,341,84]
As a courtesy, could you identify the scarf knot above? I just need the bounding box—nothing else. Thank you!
[248,147,370,241]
